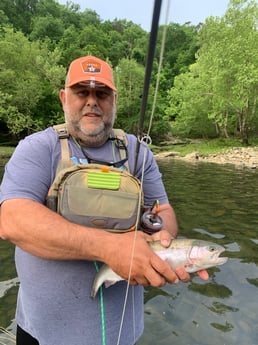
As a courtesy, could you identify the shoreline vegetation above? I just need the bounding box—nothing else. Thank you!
[1,138,258,169]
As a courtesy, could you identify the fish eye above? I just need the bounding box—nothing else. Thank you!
[209,245,216,252]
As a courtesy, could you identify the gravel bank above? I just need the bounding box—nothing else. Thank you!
[155,147,258,169]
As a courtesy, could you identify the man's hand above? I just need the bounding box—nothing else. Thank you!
[104,231,180,287]
[150,229,209,281]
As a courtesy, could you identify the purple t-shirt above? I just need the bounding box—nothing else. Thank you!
[0,127,168,345]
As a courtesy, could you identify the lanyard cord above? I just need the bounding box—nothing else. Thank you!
[94,262,106,345]
[72,136,119,164]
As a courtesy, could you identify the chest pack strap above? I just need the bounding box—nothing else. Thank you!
[53,123,72,173]
[53,123,129,173]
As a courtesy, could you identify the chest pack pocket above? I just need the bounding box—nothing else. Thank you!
[46,124,144,232]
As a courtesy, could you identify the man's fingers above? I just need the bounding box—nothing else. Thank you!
[130,271,164,287]
[150,254,179,285]
[151,229,173,248]
[175,266,190,282]
[197,269,209,280]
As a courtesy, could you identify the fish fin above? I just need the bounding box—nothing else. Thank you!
[91,266,123,298]
[104,280,118,288]
[91,280,113,299]
[91,283,101,299]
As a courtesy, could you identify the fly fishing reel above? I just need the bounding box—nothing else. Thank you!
[141,199,163,234]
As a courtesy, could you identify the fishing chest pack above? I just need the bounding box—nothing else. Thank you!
[46,124,144,232]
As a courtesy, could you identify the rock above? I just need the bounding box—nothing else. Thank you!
[155,151,179,158]
[155,146,258,168]
[184,152,200,160]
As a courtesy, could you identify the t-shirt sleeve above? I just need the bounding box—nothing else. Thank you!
[0,131,57,204]
[141,149,169,206]
[127,136,168,206]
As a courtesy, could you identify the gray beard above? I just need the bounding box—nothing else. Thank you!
[64,104,116,147]
[66,118,115,147]
[77,124,113,147]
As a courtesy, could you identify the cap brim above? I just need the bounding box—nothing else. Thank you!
[66,77,116,91]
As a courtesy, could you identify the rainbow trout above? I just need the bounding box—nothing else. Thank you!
[91,239,228,298]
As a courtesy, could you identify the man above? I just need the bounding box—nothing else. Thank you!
[0,56,206,345]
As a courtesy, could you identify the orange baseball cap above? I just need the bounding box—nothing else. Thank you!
[65,56,116,91]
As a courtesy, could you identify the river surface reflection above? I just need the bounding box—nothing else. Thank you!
[138,159,258,345]
[1,159,258,344]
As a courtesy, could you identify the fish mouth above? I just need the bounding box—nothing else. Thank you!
[213,248,228,265]
[216,256,228,265]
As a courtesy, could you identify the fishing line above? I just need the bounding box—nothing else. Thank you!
[115,229,138,345]
[116,141,149,345]
[117,0,170,343]
[117,0,163,338]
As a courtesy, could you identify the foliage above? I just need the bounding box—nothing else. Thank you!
[166,66,217,138]
[114,58,145,133]
[30,15,65,44]
[166,0,258,145]
[0,0,39,34]
[3,0,257,147]
[0,27,65,135]
[1,0,195,143]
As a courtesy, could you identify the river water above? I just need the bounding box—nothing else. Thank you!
[0,158,258,344]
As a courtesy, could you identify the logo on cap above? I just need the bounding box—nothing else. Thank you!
[82,60,101,73]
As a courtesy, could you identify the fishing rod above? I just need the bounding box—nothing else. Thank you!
[133,0,163,176]
[116,4,165,344]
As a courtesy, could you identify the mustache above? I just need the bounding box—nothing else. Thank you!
[82,106,103,116]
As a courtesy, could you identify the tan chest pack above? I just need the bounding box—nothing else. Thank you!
[46,124,144,232]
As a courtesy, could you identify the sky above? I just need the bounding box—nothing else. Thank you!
[58,0,230,31]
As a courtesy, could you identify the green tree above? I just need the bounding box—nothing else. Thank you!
[79,8,102,27]
[0,0,39,34]
[166,0,258,143]
[198,0,258,143]
[166,65,216,138]
[100,19,148,66]
[0,27,65,136]
[158,23,199,89]
[0,10,10,29]
[0,0,200,142]
[57,25,84,64]
[154,22,199,127]
[114,57,169,141]
[30,15,65,44]
[114,58,145,133]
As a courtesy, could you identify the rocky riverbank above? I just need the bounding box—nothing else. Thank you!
[155,146,258,169]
